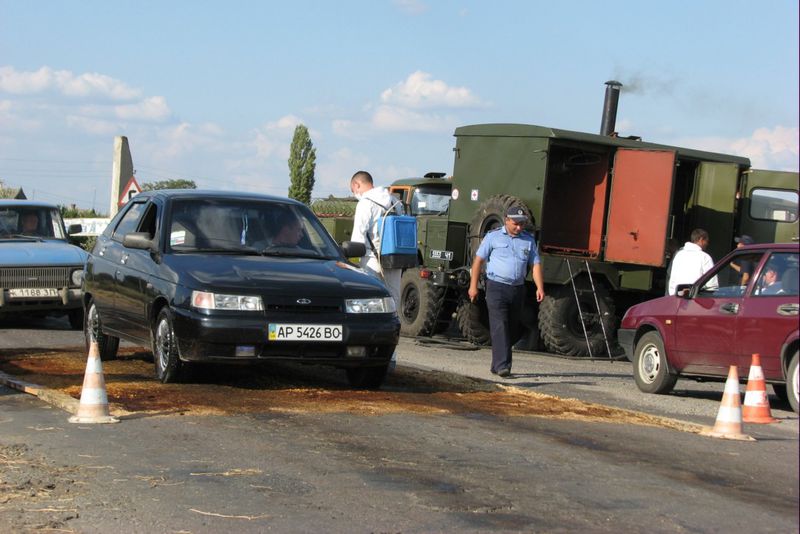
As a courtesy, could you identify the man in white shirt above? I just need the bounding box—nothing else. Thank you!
[349,170,403,305]
[667,228,718,295]
[350,171,404,373]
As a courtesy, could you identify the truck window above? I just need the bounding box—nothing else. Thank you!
[749,188,798,223]
[411,185,451,216]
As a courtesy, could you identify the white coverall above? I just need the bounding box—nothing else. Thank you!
[350,186,403,306]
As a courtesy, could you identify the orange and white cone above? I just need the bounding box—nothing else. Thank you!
[68,341,119,424]
[742,353,778,424]
[700,365,754,441]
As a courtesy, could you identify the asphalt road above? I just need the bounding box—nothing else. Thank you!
[0,316,798,533]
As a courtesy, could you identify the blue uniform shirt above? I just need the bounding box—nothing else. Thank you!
[476,227,540,286]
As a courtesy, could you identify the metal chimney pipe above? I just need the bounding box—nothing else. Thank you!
[600,80,623,136]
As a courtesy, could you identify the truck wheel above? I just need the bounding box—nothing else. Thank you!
[632,331,677,394]
[84,299,119,361]
[787,351,798,414]
[469,195,534,256]
[399,269,445,337]
[538,283,616,357]
[456,298,491,346]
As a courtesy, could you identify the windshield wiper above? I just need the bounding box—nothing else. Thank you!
[2,234,44,241]
[259,247,324,259]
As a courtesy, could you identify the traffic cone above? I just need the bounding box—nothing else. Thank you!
[742,353,778,424]
[700,365,754,441]
[68,341,119,424]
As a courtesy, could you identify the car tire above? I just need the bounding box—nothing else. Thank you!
[68,308,84,330]
[154,308,181,384]
[84,299,119,361]
[632,331,677,394]
[787,351,798,414]
[346,363,389,389]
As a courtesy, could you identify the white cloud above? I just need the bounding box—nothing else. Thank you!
[380,71,481,109]
[392,0,428,15]
[371,105,454,133]
[677,126,799,172]
[0,66,141,100]
[114,96,170,121]
[65,115,118,136]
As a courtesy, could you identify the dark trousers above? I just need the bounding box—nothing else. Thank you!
[485,279,525,373]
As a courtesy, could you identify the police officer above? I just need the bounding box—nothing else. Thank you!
[468,206,545,377]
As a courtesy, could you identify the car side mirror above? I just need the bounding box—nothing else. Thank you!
[123,232,155,251]
[67,223,83,235]
[340,241,366,258]
[676,284,693,298]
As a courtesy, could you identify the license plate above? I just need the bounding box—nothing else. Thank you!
[268,324,343,342]
[8,288,59,299]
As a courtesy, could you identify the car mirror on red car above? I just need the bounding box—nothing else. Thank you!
[676,284,693,298]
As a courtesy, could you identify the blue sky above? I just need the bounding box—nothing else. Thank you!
[1,0,797,213]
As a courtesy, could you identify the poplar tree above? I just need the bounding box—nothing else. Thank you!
[287,124,316,205]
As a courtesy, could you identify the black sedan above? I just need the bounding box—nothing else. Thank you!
[82,190,399,388]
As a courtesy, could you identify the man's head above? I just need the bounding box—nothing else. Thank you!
[273,211,303,246]
[21,211,38,233]
[764,265,779,285]
[504,206,528,236]
[350,171,374,199]
[690,228,710,250]
[735,235,754,248]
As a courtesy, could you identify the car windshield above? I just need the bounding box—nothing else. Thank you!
[0,205,66,239]
[410,184,451,215]
[167,198,342,259]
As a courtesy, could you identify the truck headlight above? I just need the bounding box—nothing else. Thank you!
[345,297,396,314]
[191,290,264,311]
[71,269,83,287]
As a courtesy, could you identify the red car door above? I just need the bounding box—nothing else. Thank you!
[736,251,800,379]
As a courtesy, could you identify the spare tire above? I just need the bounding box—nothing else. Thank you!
[469,195,535,257]
[538,281,616,357]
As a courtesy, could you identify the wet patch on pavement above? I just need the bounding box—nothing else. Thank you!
[0,348,701,433]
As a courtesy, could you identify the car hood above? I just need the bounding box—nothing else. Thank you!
[163,255,389,297]
[0,240,88,266]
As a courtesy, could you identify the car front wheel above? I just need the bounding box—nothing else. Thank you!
[154,308,181,383]
[787,351,798,414]
[84,299,119,361]
[633,331,677,394]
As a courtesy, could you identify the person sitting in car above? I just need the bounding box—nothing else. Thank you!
[759,265,784,295]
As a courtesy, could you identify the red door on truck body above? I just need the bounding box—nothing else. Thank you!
[605,149,676,266]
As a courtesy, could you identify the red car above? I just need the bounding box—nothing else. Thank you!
[617,243,799,413]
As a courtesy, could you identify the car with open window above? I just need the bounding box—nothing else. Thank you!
[82,190,400,388]
[618,243,799,413]
[0,200,86,328]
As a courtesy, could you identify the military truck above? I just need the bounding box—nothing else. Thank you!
[404,82,799,356]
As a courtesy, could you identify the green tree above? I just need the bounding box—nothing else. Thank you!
[287,124,316,205]
[141,179,197,191]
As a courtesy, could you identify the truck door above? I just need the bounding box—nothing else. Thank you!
[690,162,739,262]
[605,149,676,266]
[738,170,799,244]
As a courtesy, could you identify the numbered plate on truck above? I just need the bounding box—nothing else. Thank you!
[429,249,453,260]
[268,324,343,342]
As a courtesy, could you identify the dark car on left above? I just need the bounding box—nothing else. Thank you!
[0,200,86,329]
[82,190,400,388]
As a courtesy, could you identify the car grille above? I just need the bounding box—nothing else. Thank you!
[264,303,341,313]
[0,267,72,289]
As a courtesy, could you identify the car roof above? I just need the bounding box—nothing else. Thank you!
[0,199,60,209]
[737,243,799,252]
[136,189,305,206]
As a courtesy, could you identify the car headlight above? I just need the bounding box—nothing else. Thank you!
[191,290,264,311]
[71,269,83,287]
[345,297,396,314]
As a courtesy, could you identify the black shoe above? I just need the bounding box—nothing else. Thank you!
[497,367,511,378]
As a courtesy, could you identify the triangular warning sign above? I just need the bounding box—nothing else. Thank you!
[118,176,142,207]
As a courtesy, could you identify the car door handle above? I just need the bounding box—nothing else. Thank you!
[777,303,799,316]
[121,254,129,265]
[720,303,739,314]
